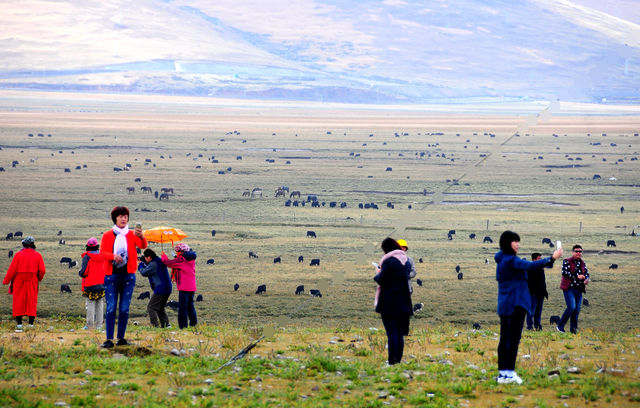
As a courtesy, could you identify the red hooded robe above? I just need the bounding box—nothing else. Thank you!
[3,248,46,316]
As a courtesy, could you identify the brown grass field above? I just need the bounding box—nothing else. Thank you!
[0,91,639,407]
[0,90,639,333]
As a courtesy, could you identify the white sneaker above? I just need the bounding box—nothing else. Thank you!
[497,374,522,384]
[511,372,523,384]
[15,324,23,332]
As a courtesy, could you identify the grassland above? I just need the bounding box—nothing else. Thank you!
[0,91,638,406]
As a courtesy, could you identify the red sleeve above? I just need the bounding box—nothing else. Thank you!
[3,255,18,285]
[37,252,46,281]
[99,231,116,261]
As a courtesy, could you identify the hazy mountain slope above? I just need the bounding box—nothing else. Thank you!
[0,0,637,103]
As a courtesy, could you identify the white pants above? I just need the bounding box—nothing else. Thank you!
[86,297,104,330]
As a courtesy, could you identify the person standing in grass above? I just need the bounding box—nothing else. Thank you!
[3,236,46,331]
[100,206,147,348]
[78,237,107,331]
[139,248,172,328]
[526,252,548,331]
[374,237,413,365]
[495,231,562,384]
[162,243,197,329]
[557,244,590,334]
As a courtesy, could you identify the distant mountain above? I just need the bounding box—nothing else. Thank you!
[1,0,638,104]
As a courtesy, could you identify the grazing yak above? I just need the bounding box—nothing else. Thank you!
[295,285,304,295]
[60,284,72,293]
[306,230,317,238]
[549,315,560,325]
[309,289,322,297]
[8,250,13,258]
[473,323,481,330]
[273,257,281,264]
[167,300,179,310]
[609,263,618,269]
[469,233,476,239]
[196,294,203,302]
[206,258,215,265]
[68,260,77,268]
[298,255,304,263]
[413,303,424,312]
[234,283,240,291]
[457,272,463,280]
[60,257,72,264]
[542,237,552,245]
[416,279,423,287]
[483,236,493,243]
[255,284,266,294]
[607,240,616,247]
[14,231,23,238]
[249,251,258,258]
[310,258,320,266]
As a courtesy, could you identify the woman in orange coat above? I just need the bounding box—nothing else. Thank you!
[3,236,46,330]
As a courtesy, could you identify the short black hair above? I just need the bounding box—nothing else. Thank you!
[572,244,582,251]
[22,242,36,249]
[111,206,129,224]
[381,237,402,254]
[499,230,520,255]
[143,248,157,259]
[531,252,542,260]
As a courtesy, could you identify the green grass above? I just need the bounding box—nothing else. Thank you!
[4,322,636,407]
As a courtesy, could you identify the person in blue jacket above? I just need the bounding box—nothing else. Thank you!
[495,231,562,384]
[138,248,172,328]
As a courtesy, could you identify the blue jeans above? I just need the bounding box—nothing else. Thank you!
[498,307,526,370]
[104,273,136,340]
[178,291,197,329]
[526,295,544,329]
[559,288,582,333]
[381,314,409,365]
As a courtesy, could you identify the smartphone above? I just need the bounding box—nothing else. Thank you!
[556,240,562,249]
[372,262,379,269]
[135,222,142,230]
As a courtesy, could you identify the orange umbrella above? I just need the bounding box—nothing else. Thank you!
[143,226,187,250]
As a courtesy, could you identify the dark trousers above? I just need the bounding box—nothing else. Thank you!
[526,295,544,329]
[381,314,409,365]
[104,273,136,340]
[147,293,170,327]
[178,291,197,329]
[16,316,35,325]
[559,287,582,333]
[498,306,526,370]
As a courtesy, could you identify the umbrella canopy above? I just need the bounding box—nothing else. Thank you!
[143,226,187,246]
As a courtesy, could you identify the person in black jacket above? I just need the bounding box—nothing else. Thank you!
[374,237,413,365]
[526,253,548,331]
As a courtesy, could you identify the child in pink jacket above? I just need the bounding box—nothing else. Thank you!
[162,243,197,329]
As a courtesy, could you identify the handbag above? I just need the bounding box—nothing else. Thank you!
[559,275,571,290]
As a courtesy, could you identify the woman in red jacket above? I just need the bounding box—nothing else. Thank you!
[100,206,147,348]
[3,236,46,330]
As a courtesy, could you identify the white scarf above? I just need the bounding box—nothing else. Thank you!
[112,224,129,268]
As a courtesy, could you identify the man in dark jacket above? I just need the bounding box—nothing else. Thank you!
[526,253,548,331]
[139,249,172,327]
